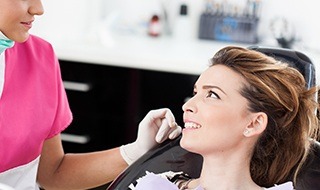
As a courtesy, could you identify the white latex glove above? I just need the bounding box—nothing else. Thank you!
[120,108,182,165]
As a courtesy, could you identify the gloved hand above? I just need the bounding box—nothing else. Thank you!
[120,108,182,165]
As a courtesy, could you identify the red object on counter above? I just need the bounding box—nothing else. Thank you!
[148,15,161,37]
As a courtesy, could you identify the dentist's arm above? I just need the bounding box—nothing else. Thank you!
[37,108,181,189]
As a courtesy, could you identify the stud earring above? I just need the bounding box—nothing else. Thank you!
[243,129,250,136]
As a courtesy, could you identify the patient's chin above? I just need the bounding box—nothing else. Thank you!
[180,136,199,154]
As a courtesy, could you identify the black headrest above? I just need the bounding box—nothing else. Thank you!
[248,46,316,89]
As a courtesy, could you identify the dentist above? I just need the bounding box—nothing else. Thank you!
[0,0,181,189]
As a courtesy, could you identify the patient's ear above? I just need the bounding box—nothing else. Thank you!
[243,112,267,137]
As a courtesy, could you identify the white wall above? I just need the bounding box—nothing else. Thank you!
[259,0,319,51]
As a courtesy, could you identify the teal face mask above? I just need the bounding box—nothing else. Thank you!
[0,31,14,54]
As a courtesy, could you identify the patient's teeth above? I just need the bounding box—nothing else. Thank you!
[185,122,201,129]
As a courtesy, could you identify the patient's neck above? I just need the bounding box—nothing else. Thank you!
[196,154,261,190]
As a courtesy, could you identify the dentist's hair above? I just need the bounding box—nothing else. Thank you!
[210,46,319,187]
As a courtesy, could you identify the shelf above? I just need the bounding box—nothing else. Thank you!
[51,33,254,75]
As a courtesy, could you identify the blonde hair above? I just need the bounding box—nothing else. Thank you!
[210,46,319,187]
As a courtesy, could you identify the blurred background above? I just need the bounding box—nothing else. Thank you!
[31,0,320,51]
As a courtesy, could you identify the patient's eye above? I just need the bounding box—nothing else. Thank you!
[207,90,220,99]
[193,91,197,96]
[192,89,197,96]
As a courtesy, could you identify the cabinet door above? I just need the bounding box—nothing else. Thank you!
[138,70,198,128]
[59,60,136,153]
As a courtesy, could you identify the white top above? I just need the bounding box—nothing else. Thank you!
[0,157,40,190]
[130,171,294,190]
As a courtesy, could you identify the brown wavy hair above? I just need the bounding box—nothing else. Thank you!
[209,46,319,187]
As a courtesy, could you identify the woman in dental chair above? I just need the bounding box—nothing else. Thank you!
[130,46,319,190]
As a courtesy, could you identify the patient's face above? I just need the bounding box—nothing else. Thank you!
[181,64,253,156]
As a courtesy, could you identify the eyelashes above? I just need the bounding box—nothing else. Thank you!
[192,90,220,99]
[207,90,220,99]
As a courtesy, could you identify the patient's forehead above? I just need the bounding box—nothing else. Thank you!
[196,65,247,92]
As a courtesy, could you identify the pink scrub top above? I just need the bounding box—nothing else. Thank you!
[0,35,72,189]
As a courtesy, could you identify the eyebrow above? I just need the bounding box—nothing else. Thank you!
[194,85,227,95]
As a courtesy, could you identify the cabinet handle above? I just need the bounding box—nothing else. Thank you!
[61,133,90,144]
[63,81,92,92]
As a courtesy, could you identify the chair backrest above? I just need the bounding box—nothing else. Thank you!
[107,46,320,190]
[248,45,316,89]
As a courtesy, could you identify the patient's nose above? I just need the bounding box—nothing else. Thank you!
[182,96,196,113]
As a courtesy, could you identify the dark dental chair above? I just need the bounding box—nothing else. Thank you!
[106,46,320,190]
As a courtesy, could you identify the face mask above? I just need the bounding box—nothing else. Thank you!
[0,31,14,54]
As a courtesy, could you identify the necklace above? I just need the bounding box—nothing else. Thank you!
[180,179,194,190]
